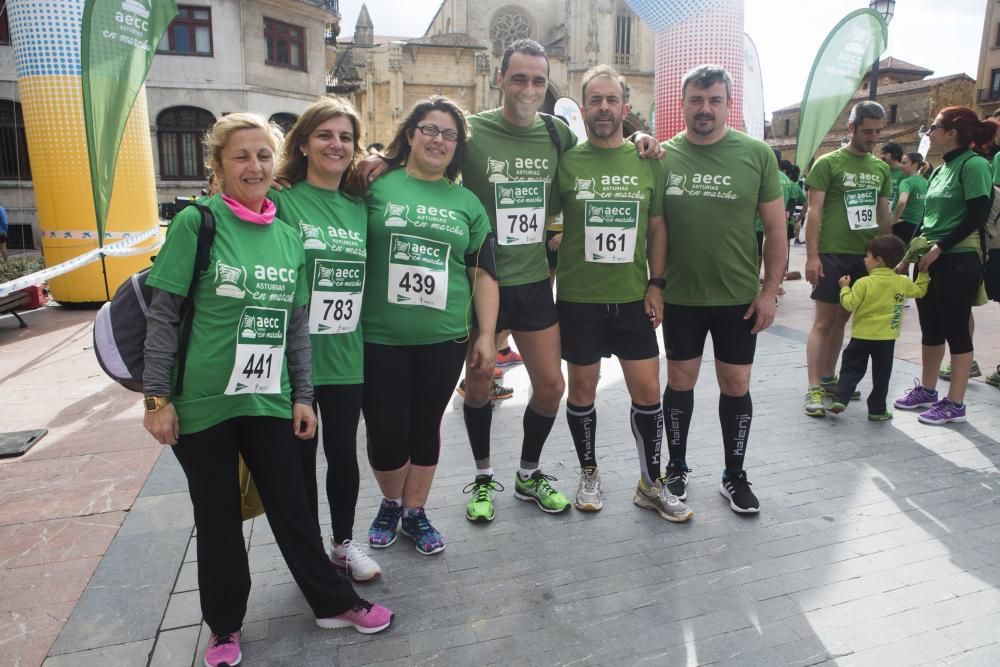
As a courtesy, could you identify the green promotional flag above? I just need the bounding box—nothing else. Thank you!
[81,0,177,242]
[795,8,887,171]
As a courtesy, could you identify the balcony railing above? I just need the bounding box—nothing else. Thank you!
[977,88,1000,103]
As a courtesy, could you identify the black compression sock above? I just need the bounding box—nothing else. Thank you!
[463,399,492,469]
[520,403,556,469]
[720,392,753,472]
[631,402,664,485]
[663,387,694,464]
[566,402,597,468]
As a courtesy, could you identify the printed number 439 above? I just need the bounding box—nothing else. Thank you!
[398,272,435,295]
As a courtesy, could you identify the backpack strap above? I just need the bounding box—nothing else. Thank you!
[539,113,564,156]
[173,203,217,396]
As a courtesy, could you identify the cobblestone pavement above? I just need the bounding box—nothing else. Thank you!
[3,244,1000,666]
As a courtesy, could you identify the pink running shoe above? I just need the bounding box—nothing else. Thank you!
[496,348,523,367]
[316,600,394,634]
[204,631,241,667]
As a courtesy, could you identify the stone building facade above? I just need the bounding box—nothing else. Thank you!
[0,0,341,249]
[975,0,1000,117]
[767,58,975,167]
[331,0,658,147]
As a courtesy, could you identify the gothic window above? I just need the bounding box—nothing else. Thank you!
[490,6,532,57]
[614,3,633,67]
[157,106,215,180]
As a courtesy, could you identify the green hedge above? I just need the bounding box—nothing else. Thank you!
[0,256,45,284]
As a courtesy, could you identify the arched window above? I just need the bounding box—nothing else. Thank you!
[270,112,298,136]
[490,6,533,57]
[0,100,31,180]
[614,2,634,67]
[157,106,215,180]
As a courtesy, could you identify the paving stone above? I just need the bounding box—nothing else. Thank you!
[42,639,154,667]
[149,625,200,667]
[161,590,203,631]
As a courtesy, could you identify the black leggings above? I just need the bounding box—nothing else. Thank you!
[301,384,363,544]
[362,341,467,471]
[916,252,981,354]
[172,416,361,634]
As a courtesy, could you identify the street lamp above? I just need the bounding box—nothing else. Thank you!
[868,0,896,100]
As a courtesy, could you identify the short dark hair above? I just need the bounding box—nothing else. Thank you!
[881,142,903,161]
[681,65,732,100]
[849,101,885,126]
[903,151,923,167]
[866,235,905,268]
[581,64,627,101]
[500,38,549,75]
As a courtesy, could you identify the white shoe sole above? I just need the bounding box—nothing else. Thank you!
[719,483,760,514]
[574,499,602,512]
[316,616,392,634]
[632,493,693,523]
[205,650,241,667]
[514,490,570,513]
[917,414,967,425]
[331,560,382,583]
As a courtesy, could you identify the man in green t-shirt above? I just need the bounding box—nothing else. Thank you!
[881,142,905,210]
[549,64,690,523]
[804,101,893,417]
[456,40,662,523]
[659,65,785,515]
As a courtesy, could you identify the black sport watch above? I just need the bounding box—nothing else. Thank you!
[647,277,666,289]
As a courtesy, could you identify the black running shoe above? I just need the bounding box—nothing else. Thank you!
[663,462,690,500]
[719,470,759,514]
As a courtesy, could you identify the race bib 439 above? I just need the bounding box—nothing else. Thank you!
[387,233,451,310]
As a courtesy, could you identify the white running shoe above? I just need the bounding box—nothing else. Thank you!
[575,468,603,511]
[330,538,382,582]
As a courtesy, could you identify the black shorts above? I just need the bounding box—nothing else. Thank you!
[662,303,757,365]
[811,253,867,304]
[545,229,560,270]
[557,300,659,365]
[497,278,559,332]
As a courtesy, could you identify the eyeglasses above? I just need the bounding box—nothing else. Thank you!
[928,124,942,134]
[415,124,459,142]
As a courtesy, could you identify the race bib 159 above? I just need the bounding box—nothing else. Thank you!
[844,188,877,231]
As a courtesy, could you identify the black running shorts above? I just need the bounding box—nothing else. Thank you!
[557,300,659,365]
[662,303,757,365]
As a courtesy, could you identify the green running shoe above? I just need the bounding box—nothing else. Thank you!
[463,474,503,522]
[514,470,570,513]
[986,365,1000,388]
[939,361,981,381]
[820,376,860,400]
[804,385,826,418]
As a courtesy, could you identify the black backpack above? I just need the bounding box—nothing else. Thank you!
[93,204,216,394]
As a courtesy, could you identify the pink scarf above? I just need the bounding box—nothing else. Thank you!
[221,194,276,225]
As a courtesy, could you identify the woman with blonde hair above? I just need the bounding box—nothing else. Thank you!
[270,97,384,582]
[143,112,392,667]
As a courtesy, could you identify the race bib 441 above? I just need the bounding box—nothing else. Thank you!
[387,233,451,310]
[225,306,287,395]
[495,180,545,246]
[309,259,364,334]
[584,200,639,263]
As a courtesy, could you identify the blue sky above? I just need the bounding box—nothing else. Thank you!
[338,0,985,117]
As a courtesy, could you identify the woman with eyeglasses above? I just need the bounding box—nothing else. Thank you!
[893,107,997,424]
[361,96,499,555]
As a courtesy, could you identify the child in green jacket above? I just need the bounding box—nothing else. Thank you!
[831,235,930,420]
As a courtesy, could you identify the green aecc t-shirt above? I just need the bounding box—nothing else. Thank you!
[551,141,665,304]
[147,195,308,435]
[806,148,892,255]
[920,150,992,253]
[362,168,492,345]
[897,174,928,225]
[270,182,367,385]
[659,129,783,306]
[462,109,577,287]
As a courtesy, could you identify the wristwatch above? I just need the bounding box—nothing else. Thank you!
[144,396,172,412]
[647,277,666,289]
